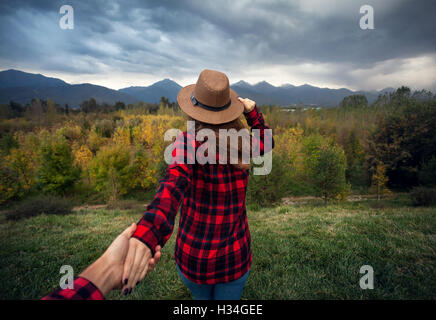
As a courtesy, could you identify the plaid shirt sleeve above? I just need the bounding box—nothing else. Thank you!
[132,132,193,255]
[244,106,275,155]
[41,277,104,300]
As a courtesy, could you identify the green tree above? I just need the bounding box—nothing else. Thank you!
[246,154,289,206]
[80,98,98,113]
[419,155,436,187]
[0,159,21,204]
[114,101,126,111]
[37,136,80,195]
[339,94,368,109]
[368,99,436,189]
[0,133,18,156]
[344,131,367,188]
[305,138,348,205]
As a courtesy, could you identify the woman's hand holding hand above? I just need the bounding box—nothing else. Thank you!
[121,237,156,295]
[238,97,256,113]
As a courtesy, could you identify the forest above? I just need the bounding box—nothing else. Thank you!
[0,87,436,218]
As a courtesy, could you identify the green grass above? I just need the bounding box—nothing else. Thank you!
[0,200,435,300]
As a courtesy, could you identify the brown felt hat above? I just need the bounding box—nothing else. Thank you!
[177,69,244,124]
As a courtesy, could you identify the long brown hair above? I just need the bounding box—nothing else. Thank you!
[188,116,251,171]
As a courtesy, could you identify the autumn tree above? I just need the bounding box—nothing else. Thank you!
[0,147,37,203]
[74,144,93,183]
[88,145,131,201]
[127,148,158,191]
[370,163,391,200]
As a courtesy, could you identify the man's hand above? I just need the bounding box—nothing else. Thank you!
[80,223,136,296]
[121,238,156,295]
[79,223,162,297]
[238,97,256,113]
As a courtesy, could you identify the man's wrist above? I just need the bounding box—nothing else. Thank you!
[79,255,117,297]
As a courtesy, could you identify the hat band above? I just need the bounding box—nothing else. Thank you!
[191,93,231,112]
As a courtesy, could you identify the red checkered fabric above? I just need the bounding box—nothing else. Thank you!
[42,277,104,300]
[132,107,274,284]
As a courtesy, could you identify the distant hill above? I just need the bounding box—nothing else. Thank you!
[118,78,182,103]
[0,69,67,88]
[0,69,395,108]
[0,69,138,107]
[230,81,386,106]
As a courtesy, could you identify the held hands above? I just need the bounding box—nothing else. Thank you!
[121,238,162,295]
[79,223,161,297]
[238,97,256,113]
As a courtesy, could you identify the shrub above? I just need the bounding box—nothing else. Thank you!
[94,119,115,138]
[5,195,74,220]
[246,154,288,206]
[0,132,18,155]
[409,187,436,206]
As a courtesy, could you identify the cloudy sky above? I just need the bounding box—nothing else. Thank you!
[0,0,435,91]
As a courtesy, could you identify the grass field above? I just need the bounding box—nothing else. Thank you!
[1,196,435,300]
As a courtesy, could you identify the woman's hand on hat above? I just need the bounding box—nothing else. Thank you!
[238,97,256,113]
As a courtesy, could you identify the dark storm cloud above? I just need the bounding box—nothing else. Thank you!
[0,0,435,90]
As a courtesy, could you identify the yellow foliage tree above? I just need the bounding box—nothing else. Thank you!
[74,144,93,184]
[274,124,304,175]
[0,147,37,203]
[113,126,131,146]
[371,163,391,200]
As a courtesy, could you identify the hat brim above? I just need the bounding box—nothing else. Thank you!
[177,84,244,124]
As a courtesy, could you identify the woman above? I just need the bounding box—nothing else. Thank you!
[121,69,274,300]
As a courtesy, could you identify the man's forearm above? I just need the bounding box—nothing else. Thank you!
[79,255,118,297]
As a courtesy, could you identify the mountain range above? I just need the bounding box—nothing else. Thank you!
[0,69,138,107]
[0,69,394,108]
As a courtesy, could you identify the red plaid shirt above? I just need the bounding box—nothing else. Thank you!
[132,107,274,284]
[42,277,104,300]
